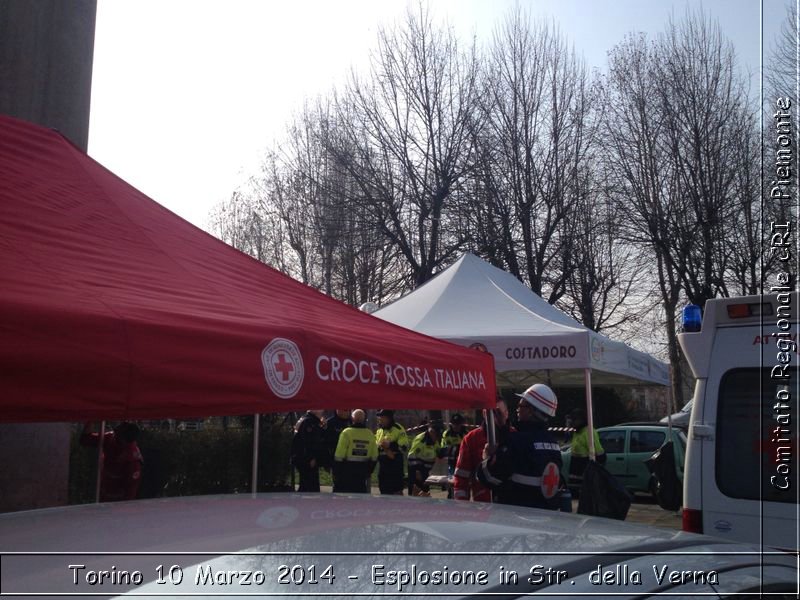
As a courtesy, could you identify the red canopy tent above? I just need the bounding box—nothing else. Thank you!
[0,115,496,423]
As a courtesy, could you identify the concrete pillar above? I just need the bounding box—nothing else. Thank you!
[0,424,72,511]
[0,0,97,150]
[0,0,97,512]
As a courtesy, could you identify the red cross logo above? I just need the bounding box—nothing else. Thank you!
[262,338,304,399]
[274,353,295,382]
[257,506,300,529]
[541,462,560,499]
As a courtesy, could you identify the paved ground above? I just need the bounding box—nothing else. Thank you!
[430,487,683,531]
[321,485,682,531]
[623,497,682,530]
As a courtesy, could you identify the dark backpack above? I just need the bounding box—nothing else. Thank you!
[645,441,682,511]
[577,461,632,520]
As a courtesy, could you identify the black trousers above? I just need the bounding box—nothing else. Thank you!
[378,456,405,495]
[296,466,320,492]
[334,463,369,494]
[407,464,431,496]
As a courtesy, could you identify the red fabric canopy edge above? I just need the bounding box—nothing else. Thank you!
[0,115,496,422]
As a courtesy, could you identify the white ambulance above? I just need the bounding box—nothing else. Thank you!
[678,293,798,550]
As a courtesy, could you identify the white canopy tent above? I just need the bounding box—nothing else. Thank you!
[374,253,669,388]
[374,253,670,456]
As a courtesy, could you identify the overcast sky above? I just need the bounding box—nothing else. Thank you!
[87,0,784,230]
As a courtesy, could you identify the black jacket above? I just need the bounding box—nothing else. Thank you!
[324,414,352,462]
[478,420,562,510]
[291,412,326,469]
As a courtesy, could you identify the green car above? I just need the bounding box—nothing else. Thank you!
[561,423,686,497]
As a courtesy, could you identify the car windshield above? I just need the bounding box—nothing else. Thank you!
[4,495,795,597]
[117,537,794,598]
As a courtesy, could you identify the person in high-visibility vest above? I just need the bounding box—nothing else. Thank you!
[440,413,467,476]
[478,384,563,509]
[566,408,606,488]
[333,409,377,493]
[375,409,408,495]
[407,420,445,496]
[439,413,467,498]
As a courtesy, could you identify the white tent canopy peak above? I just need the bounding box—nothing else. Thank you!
[374,253,669,388]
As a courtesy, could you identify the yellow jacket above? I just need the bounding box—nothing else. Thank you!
[375,422,408,458]
[408,431,439,468]
[335,424,378,463]
[571,427,605,458]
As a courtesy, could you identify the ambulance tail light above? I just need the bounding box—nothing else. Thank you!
[726,302,773,319]
[682,508,703,534]
[682,304,702,332]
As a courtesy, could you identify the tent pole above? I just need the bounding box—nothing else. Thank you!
[251,414,260,498]
[584,369,596,461]
[94,421,106,503]
[486,409,497,447]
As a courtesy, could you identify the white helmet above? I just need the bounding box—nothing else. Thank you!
[516,383,558,417]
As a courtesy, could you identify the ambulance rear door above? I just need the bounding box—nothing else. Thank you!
[700,321,797,550]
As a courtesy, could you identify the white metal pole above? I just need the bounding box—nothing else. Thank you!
[251,414,260,497]
[584,369,596,461]
[666,406,673,439]
[486,408,497,447]
[94,421,106,503]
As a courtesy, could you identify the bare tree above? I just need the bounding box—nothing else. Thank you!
[211,5,763,396]
[602,30,688,404]
[725,109,766,296]
[329,5,482,288]
[767,2,798,100]
[602,12,759,403]
[209,189,278,266]
[469,13,593,304]
[765,1,798,278]
[655,14,753,306]
[562,189,656,339]
[215,99,407,307]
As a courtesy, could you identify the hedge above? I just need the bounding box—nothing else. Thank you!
[69,421,293,504]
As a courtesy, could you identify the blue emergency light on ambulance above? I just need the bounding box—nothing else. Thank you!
[681,304,702,332]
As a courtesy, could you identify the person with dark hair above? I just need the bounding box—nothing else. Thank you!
[81,422,143,502]
[478,384,563,510]
[374,409,408,495]
[325,409,352,476]
[291,410,327,492]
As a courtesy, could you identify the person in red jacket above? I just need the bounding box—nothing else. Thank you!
[81,422,143,502]
[453,399,510,502]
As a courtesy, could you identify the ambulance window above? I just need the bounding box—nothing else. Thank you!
[716,368,796,503]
